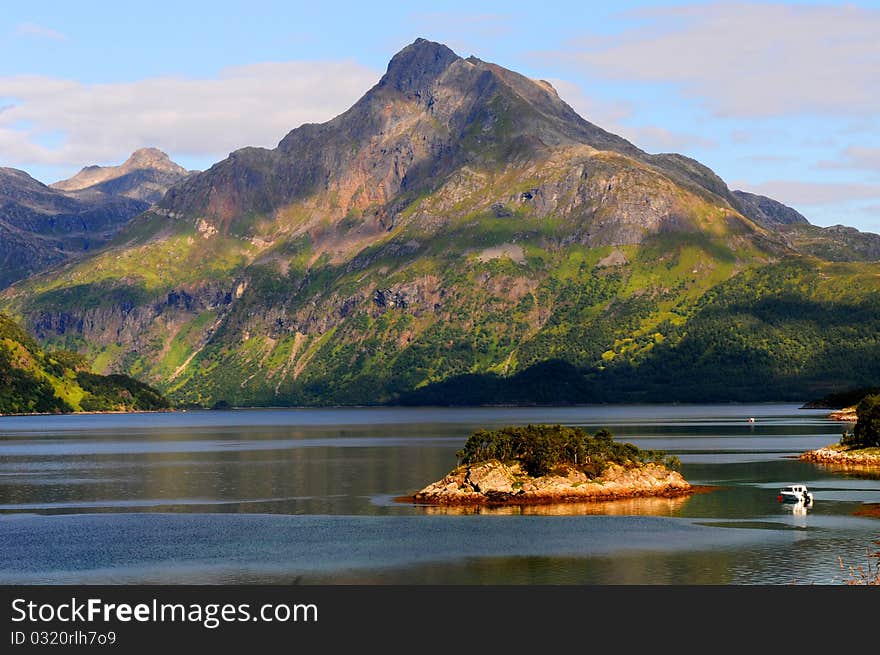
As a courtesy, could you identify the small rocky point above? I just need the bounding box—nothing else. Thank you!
[828,408,858,421]
[412,460,692,506]
[799,446,880,467]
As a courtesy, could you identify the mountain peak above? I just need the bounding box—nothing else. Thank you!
[50,148,190,203]
[124,147,174,169]
[378,38,461,96]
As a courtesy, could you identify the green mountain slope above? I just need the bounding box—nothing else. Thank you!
[2,39,878,406]
[401,257,880,404]
[0,313,169,414]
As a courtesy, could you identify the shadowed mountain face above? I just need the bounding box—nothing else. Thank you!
[0,168,149,288]
[0,149,191,289]
[732,190,809,228]
[3,39,879,406]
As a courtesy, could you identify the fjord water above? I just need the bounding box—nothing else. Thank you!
[1,405,878,585]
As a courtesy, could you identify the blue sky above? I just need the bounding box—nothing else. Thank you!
[2,0,879,232]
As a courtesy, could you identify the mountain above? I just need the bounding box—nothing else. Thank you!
[771,223,880,263]
[157,39,747,238]
[0,167,148,288]
[0,149,191,289]
[732,190,810,228]
[52,147,192,204]
[0,312,169,414]
[733,190,880,262]
[2,39,879,406]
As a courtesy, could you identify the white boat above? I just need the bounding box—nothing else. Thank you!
[777,484,814,505]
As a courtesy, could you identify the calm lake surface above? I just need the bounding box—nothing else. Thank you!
[2,404,879,584]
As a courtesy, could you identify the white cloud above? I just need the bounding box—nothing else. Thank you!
[548,78,633,127]
[551,78,714,153]
[16,22,67,41]
[0,61,380,179]
[625,125,716,153]
[733,179,880,206]
[560,2,880,118]
[818,146,880,172]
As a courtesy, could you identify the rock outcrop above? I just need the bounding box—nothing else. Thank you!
[732,190,809,228]
[799,446,880,467]
[413,460,692,505]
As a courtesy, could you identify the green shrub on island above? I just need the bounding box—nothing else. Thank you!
[842,394,880,449]
[455,424,680,478]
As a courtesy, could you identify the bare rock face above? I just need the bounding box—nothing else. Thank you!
[799,446,880,467]
[464,461,518,493]
[413,460,692,506]
[732,190,809,228]
[156,37,738,240]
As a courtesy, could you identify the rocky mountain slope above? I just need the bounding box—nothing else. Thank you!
[732,190,810,228]
[0,149,191,288]
[2,39,878,406]
[731,190,880,262]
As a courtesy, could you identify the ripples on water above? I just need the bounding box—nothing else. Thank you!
[1,404,878,584]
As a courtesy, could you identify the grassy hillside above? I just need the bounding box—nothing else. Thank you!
[0,313,170,414]
[401,257,880,404]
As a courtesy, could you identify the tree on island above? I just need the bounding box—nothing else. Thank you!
[455,424,679,478]
[844,394,880,449]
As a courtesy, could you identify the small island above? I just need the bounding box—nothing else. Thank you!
[410,424,692,506]
[800,393,880,467]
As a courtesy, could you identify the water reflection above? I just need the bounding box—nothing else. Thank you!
[807,463,880,479]
[412,495,694,516]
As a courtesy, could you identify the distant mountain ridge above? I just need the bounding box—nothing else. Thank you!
[0,149,191,288]
[2,39,879,406]
[52,147,192,204]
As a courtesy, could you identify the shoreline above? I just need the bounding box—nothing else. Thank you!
[0,408,177,418]
[0,399,822,418]
[799,445,880,467]
[398,484,715,508]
